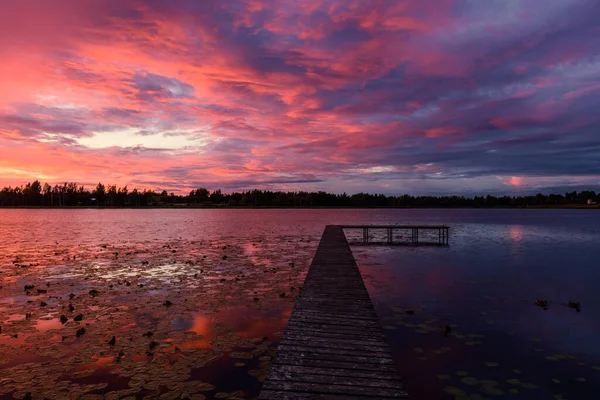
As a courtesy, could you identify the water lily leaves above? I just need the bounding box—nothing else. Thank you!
[552,378,560,383]
[443,386,466,396]
[484,361,499,367]
[437,374,450,380]
[230,352,253,359]
[506,379,520,385]
[508,388,519,394]
[456,371,469,376]
[520,383,538,389]
[575,378,586,382]
[460,377,478,385]
[0,237,326,397]
[481,385,504,396]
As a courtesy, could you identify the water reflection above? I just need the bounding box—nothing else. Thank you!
[35,317,64,332]
[1,209,600,399]
[357,237,600,400]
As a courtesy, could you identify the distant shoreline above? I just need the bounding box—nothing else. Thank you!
[0,205,598,210]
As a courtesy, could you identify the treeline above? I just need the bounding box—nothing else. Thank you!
[0,180,598,208]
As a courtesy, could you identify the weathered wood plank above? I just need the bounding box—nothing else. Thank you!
[267,370,405,389]
[271,356,398,373]
[259,225,409,399]
[280,338,391,352]
[261,380,409,397]
[268,364,401,381]
[260,390,403,400]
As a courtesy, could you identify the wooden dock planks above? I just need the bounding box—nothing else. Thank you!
[260,225,409,399]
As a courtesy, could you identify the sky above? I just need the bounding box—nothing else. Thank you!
[1,0,599,196]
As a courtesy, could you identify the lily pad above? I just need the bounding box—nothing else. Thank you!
[481,386,504,396]
[521,383,538,389]
[443,387,466,396]
[460,377,478,385]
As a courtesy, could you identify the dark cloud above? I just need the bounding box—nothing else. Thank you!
[129,72,195,101]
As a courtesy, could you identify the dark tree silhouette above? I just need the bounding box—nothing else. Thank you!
[0,181,598,208]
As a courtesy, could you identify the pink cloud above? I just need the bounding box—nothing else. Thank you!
[0,0,599,195]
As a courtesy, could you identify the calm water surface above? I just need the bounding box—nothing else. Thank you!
[1,209,599,400]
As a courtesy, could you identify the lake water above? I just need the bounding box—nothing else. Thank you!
[1,209,599,400]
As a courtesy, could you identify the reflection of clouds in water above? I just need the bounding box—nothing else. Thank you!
[35,317,64,332]
[509,225,524,243]
[1,209,599,399]
[182,313,214,349]
[216,306,289,339]
[507,224,524,258]
[354,218,600,400]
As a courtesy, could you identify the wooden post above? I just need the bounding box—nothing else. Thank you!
[387,228,391,244]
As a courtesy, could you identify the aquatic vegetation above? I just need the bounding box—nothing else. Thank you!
[535,299,548,310]
[443,324,451,337]
[567,301,582,312]
[0,234,317,398]
[355,246,600,400]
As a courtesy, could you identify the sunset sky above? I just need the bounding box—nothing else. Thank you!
[1,0,599,195]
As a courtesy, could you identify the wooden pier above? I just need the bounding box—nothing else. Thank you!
[260,225,409,399]
[340,225,449,246]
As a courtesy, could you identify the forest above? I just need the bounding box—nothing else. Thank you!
[0,180,598,208]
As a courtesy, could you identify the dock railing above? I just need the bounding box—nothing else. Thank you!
[339,225,449,246]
